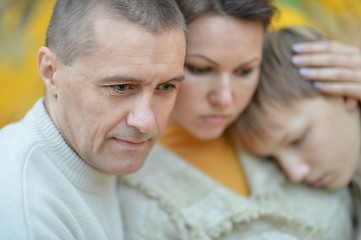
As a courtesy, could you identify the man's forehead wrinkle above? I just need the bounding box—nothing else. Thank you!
[91,44,183,65]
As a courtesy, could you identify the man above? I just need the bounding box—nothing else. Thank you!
[0,0,186,239]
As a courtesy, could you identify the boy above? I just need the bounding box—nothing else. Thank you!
[231,26,361,239]
[232,26,361,191]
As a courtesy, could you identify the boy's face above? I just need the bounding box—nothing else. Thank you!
[250,96,360,190]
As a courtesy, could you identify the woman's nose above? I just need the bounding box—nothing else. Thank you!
[208,75,233,107]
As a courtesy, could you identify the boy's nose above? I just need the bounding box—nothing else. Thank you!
[279,153,310,183]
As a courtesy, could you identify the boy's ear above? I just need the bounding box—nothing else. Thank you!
[37,46,58,97]
[344,97,359,111]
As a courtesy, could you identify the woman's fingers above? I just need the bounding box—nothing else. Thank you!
[291,40,361,100]
[299,67,361,82]
[293,40,360,54]
[292,52,361,68]
[313,81,361,100]
[292,40,361,68]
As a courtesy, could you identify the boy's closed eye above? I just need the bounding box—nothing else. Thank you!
[289,131,308,147]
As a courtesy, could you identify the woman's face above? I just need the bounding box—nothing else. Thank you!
[169,15,264,140]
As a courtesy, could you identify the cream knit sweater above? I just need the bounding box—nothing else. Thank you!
[119,144,353,240]
[0,99,124,240]
[350,160,361,240]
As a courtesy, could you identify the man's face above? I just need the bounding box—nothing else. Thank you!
[46,16,186,175]
[250,97,361,190]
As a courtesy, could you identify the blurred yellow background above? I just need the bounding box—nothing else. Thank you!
[1,0,361,128]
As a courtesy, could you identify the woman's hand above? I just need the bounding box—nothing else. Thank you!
[292,40,361,100]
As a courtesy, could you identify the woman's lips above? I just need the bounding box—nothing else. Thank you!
[202,115,228,124]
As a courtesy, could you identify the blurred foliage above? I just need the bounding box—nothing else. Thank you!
[0,0,55,128]
[272,0,361,48]
[0,0,361,128]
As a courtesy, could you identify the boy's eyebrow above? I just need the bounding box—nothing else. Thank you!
[278,116,308,146]
[278,128,296,146]
[280,132,290,146]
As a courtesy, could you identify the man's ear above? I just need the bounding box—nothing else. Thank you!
[344,96,359,111]
[37,46,58,97]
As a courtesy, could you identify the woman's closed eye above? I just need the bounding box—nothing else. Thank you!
[185,64,212,75]
[235,68,253,77]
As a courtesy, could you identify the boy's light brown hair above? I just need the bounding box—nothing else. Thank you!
[230,26,326,154]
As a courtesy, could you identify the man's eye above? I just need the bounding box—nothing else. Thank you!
[235,68,253,76]
[157,84,176,93]
[114,84,130,93]
[185,64,211,75]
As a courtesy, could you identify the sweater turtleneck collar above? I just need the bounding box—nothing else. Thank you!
[24,98,115,194]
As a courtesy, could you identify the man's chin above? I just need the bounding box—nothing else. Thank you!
[111,150,151,175]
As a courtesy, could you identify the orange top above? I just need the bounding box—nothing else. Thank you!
[159,125,250,196]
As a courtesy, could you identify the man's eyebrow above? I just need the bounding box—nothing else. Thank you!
[96,75,143,85]
[164,75,184,83]
[96,75,184,85]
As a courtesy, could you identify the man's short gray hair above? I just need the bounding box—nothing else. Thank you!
[46,0,186,65]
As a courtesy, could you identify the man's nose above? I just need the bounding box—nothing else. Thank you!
[278,152,310,183]
[127,102,155,134]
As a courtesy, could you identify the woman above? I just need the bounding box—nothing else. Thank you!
[118,0,360,239]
